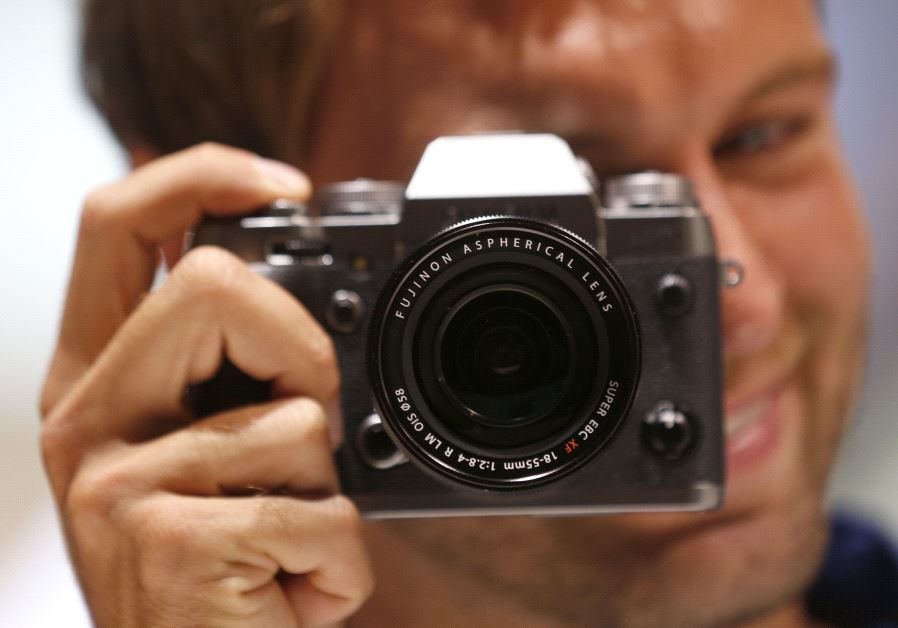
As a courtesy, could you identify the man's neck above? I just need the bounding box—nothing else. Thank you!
[351,522,571,627]
[350,518,823,627]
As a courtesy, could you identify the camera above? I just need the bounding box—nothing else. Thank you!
[189,133,724,518]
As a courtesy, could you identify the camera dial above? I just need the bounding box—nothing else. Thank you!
[316,180,405,216]
[602,171,695,209]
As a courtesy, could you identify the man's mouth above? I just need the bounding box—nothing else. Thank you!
[725,393,773,439]
[724,375,792,477]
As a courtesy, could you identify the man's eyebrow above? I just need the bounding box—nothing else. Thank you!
[742,53,837,103]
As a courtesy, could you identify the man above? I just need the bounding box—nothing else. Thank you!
[40,0,878,625]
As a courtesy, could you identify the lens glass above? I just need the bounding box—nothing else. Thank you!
[412,267,600,451]
[437,288,573,428]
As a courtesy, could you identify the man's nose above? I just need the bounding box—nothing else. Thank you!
[678,154,786,362]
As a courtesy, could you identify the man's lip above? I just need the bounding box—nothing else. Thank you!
[725,370,794,417]
[721,367,797,477]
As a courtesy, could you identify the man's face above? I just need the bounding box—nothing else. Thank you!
[306,0,870,624]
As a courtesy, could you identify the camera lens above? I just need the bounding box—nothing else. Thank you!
[437,286,573,429]
[368,217,640,488]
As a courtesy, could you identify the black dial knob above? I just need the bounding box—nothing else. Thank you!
[642,401,695,460]
[655,273,694,318]
[356,414,407,470]
[325,290,364,334]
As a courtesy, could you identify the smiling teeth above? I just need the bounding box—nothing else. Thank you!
[725,396,771,437]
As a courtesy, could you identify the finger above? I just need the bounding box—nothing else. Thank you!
[128,493,373,627]
[44,143,310,411]
[128,398,340,497]
[49,245,340,447]
[241,495,374,626]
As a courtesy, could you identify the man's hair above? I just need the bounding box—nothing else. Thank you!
[81,0,342,163]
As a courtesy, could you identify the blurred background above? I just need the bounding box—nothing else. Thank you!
[1,1,896,624]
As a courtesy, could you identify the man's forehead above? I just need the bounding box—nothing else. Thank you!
[372,0,813,49]
[365,0,825,96]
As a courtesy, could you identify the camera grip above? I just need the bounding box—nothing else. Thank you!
[187,358,273,419]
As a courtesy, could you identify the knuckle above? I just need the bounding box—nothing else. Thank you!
[80,184,125,234]
[283,398,329,444]
[39,395,91,489]
[171,246,249,303]
[323,495,364,536]
[38,382,59,421]
[65,457,134,520]
[39,420,74,491]
[189,143,265,205]
[39,418,72,469]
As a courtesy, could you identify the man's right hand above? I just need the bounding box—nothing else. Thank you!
[39,143,374,627]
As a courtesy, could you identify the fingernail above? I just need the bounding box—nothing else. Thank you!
[254,157,311,195]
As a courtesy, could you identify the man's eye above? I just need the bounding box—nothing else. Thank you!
[713,118,810,158]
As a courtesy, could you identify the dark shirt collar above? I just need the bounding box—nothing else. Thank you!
[806,512,898,627]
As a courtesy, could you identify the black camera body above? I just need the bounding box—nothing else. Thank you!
[190,133,724,518]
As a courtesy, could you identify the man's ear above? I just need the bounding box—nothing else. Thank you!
[128,146,158,169]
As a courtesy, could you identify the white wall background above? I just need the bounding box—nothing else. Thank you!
[0,1,895,624]
[1,0,119,625]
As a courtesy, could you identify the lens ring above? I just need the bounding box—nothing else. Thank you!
[368,217,640,489]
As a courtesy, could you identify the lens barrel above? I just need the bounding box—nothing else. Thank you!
[368,217,640,488]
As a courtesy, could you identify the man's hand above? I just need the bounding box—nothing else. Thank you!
[40,143,374,627]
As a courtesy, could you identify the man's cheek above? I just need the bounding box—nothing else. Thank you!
[765,186,867,306]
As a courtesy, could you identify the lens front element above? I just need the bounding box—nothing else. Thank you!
[438,286,574,429]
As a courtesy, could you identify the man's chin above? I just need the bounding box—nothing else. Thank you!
[564,491,830,626]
